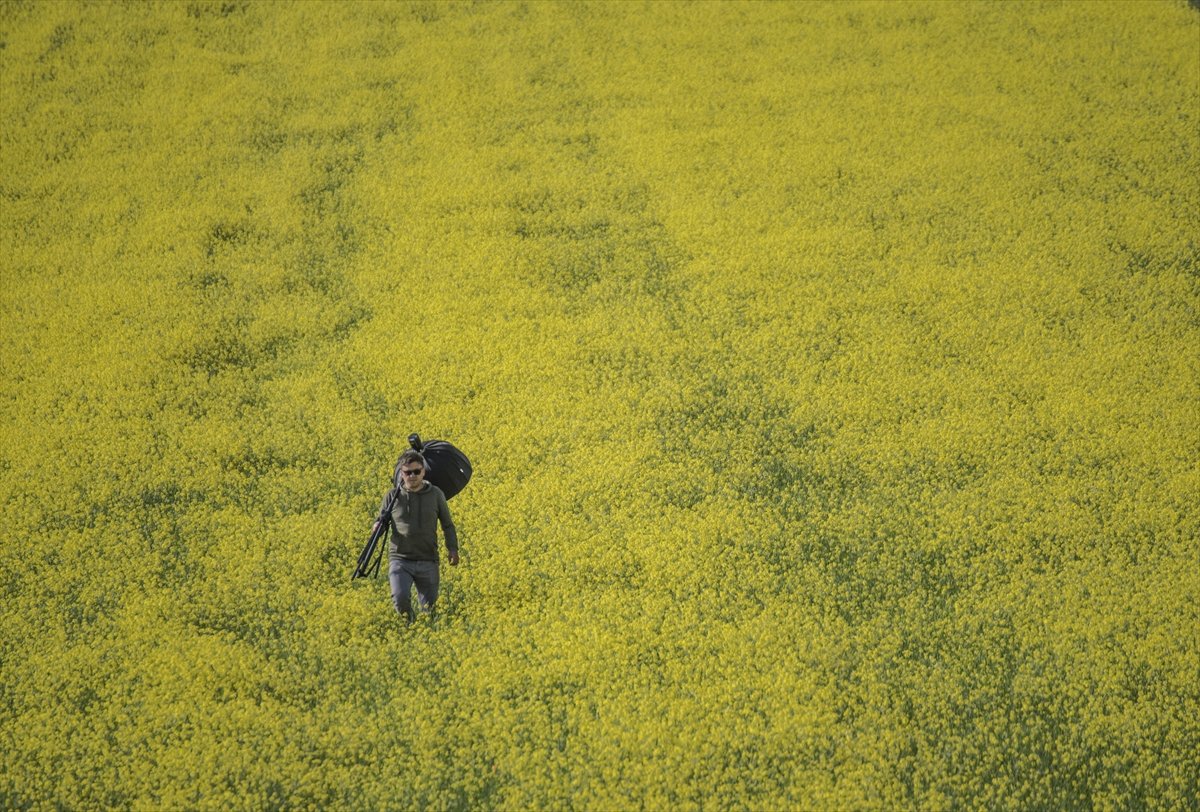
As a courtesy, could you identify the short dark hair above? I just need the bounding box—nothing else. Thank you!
[398,449,426,470]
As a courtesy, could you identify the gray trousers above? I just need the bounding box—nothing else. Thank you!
[388,559,440,622]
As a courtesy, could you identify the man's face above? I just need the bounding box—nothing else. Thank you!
[400,464,425,490]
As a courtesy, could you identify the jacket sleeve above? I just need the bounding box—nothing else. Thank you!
[438,490,458,552]
[378,488,397,525]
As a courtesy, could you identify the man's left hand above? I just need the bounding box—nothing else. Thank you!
[448,550,460,566]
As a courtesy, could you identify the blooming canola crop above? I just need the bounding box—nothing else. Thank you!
[1,1,1198,809]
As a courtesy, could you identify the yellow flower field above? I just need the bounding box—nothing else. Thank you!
[2,0,1198,808]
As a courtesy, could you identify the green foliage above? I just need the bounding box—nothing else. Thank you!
[2,1,1198,809]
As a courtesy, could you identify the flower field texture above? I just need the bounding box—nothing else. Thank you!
[2,0,1198,808]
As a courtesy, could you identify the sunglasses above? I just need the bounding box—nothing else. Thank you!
[400,468,424,477]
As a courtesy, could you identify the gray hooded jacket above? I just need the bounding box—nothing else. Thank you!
[382,483,458,562]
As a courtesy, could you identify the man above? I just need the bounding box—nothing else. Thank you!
[375,449,459,624]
